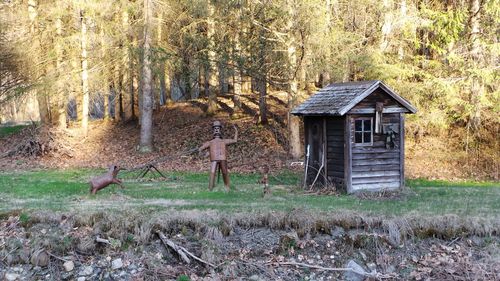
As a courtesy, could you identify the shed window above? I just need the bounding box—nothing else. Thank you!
[354,118,372,145]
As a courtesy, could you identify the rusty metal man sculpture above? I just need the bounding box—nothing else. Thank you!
[198,121,238,191]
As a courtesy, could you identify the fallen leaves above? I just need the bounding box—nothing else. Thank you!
[407,243,496,280]
[0,103,290,173]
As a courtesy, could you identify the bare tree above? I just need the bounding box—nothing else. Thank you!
[138,0,154,152]
[28,0,49,125]
[55,14,67,128]
[206,3,218,115]
[468,0,484,131]
[286,0,301,159]
[79,5,90,135]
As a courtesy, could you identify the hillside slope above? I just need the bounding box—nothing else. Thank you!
[0,96,292,173]
[0,94,497,180]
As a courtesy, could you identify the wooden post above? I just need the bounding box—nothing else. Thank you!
[399,113,405,188]
[344,115,352,192]
[323,118,328,184]
[303,117,310,187]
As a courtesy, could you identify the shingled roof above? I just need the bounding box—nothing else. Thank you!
[291,80,417,116]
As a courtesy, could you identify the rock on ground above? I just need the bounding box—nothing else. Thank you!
[79,266,93,276]
[4,273,21,281]
[63,260,74,272]
[112,258,123,270]
[344,260,367,281]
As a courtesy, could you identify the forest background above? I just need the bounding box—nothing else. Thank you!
[0,0,498,180]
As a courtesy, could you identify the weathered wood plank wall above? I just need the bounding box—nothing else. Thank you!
[349,113,402,192]
[354,88,404,109]
[326,117,344,182]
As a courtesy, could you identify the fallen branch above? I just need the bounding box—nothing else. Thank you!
[265,261,393,280]
[95,236,111,245]
[446,237,461,246]
[47,251,70,262]
[266,261,361,273]
[156,231,191,264]
[156,231,216,267]
[177,244,216,268]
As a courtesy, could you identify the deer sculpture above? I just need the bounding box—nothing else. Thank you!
[89,165,125,194]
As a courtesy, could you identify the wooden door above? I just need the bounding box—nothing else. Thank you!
[305,117,325,187]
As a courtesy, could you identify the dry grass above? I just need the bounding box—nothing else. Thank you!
[20,209,499,249]
[2,209,498,280]
[407,136,499,181]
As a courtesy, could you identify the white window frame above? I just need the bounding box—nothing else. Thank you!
[353,117,373,146]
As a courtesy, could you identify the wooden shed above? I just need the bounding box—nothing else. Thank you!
[291,80,417,193]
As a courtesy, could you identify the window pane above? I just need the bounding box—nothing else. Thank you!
[364,132,371,143]
[355,120,362,131]
[355,132,362,143]
[363,120,371,131]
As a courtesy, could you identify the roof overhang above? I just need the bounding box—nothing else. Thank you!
[291,80,417,116]
[338,81,417,115]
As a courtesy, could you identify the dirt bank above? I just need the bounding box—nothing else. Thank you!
[1,210,499,280]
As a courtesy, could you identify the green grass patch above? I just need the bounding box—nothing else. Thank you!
[0,124,28,138]
[0,169,498,219]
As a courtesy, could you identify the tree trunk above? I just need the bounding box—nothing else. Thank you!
[113,63,123,121]
[258,74,268,125]
[398,0,407,59]
[380,0,393,52]
[257,16,268,125]
[138,0,154,152]
[232,69,242,112]
[28,0,49,125]
[56,16,67,127]
[206,4,218,115]
[138,66,143,122]
[129,29,138,120]
[100,28,110,120]
[121,10,134,120]
[219,62,228,95]
[36,93,50,124]
[159,63,167,105]
[287,0,302,159]
[71,57,82,122]
[80,9,90,136]
[468,0,483,131]
[325,0,331,26]
[232,28,242,115]
[204,65,210,98]
[130,18,137,119]
[288,70,302,159]
[103,86,110,119]
[157,12,167,106]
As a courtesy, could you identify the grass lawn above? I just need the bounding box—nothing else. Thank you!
[0,124,28,138]
[0,169,498,219]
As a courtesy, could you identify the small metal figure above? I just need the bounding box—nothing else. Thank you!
[198,121,238,191]
[258,164,271,198]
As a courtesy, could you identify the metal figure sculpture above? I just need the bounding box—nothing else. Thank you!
[198,121,238,191]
